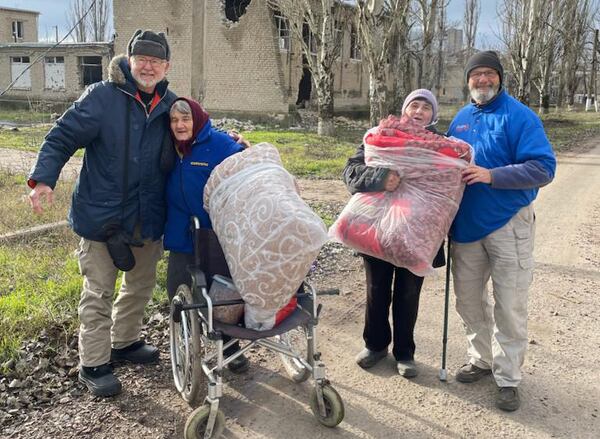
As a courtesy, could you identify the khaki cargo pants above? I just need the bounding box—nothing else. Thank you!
[76,237,163,367]
[451,205,535,387]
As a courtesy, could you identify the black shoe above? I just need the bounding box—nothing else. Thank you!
[227,354,250,374]
[496,386,520,411]
[355,348,387,369]
[78,364,122,397]
[111,340,159,364]
[455,363,492,383]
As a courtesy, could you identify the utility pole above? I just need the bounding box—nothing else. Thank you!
[586,29,598,112]
[54,26,59,43]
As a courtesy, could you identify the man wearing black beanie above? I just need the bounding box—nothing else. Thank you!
[447,51,557,411]
[27,29,177,397]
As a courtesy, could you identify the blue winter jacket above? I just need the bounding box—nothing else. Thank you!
[163,120,243,254]
[447,89,556,243]
[28,55,177,241]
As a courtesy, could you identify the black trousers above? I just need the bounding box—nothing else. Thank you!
[362,255,424,361]
[167,229,239,356]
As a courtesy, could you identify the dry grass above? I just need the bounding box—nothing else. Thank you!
[0,172,71,235]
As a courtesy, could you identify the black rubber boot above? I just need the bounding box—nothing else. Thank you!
[111,340,160,364]
[78,364,122,397]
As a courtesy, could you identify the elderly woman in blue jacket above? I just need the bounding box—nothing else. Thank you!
[163,97,249,373]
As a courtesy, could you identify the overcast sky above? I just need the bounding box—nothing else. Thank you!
[2,0,500,48]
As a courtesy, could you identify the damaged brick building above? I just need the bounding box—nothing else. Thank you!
[113,0,370,120]
[0,6,113,107]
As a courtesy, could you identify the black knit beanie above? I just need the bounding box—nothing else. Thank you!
[465,50,503,84]
[127,29,170,61]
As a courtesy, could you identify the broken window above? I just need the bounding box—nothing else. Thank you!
[303,23,317,56]
[79,56,103,87]
[45,56,65,90]
[273,10,290,51]
[10,56,31,89]
[350,25,361,61]
[12,21,23,41]
[224,0,252,22]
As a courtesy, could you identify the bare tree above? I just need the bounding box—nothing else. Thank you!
[462,0,480,101]
[266,1,349,136]
[67,0,112,42]
[409,0,440,89]
[532,0,563,113]
[89,0,111,42]
[499,0,544,105]
[355,0,411,125]
[586,28,598,111]
[67,0,89,42]
[557,0,595,110]
[433,1,451,99]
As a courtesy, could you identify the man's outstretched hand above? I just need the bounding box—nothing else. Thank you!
[29,182,54,214]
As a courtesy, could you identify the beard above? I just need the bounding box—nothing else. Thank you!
[469,83,500,104]
[132,71,160,90]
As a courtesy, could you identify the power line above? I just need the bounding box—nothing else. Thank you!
[0,0,98,98]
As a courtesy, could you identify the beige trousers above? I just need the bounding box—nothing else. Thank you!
[451,205,535,387]
[76,237,163,367]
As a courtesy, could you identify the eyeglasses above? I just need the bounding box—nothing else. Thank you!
[470,70,498,80]
[132,56,166,67]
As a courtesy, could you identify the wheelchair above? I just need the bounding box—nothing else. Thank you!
[169,217,345,439]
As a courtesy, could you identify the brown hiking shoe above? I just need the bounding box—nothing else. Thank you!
[496,387,520,411]
[455,363,492,383]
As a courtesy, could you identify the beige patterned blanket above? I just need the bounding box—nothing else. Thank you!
[204,143,327,330]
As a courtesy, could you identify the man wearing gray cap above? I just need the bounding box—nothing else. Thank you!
[447,51,556,411]
[27,29,177,396]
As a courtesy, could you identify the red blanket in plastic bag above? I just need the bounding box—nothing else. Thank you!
[329,116,472,276]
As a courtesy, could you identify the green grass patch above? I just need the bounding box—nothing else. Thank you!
[0,233,82,366]
[0,109,53,124]
[0,169,168,367]
[0,125,50,153]
[540,111,600,151]
[241,130,356,179]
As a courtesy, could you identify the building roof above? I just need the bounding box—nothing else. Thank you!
[0,42,113,50]
[0,6,40,15]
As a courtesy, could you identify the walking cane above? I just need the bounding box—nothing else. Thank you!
[439,238,451,382]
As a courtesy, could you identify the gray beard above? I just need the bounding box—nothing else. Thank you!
[132,72,159,90]
[470,85,499,104]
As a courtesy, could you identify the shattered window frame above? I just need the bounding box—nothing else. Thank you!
[273,10,290,51]
[350,25,361,61]
[79,56,103,87]
[302,23,318,56]
[12,20,23,40]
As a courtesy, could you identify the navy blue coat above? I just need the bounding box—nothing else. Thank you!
[28,55,177,241]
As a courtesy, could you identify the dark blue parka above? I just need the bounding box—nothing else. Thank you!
[28,55,177,241]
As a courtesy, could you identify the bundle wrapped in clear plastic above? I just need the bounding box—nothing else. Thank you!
[204,143,327,330]
[329,116,473,276]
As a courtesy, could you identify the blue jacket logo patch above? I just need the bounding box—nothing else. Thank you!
[455,124,469,132]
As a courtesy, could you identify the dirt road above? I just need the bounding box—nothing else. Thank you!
[1,141,599,438]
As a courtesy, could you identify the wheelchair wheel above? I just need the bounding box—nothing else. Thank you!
[309,385,345,428]
[184,404,225,439]
[278,325,313,383]
[170,284,204,406]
